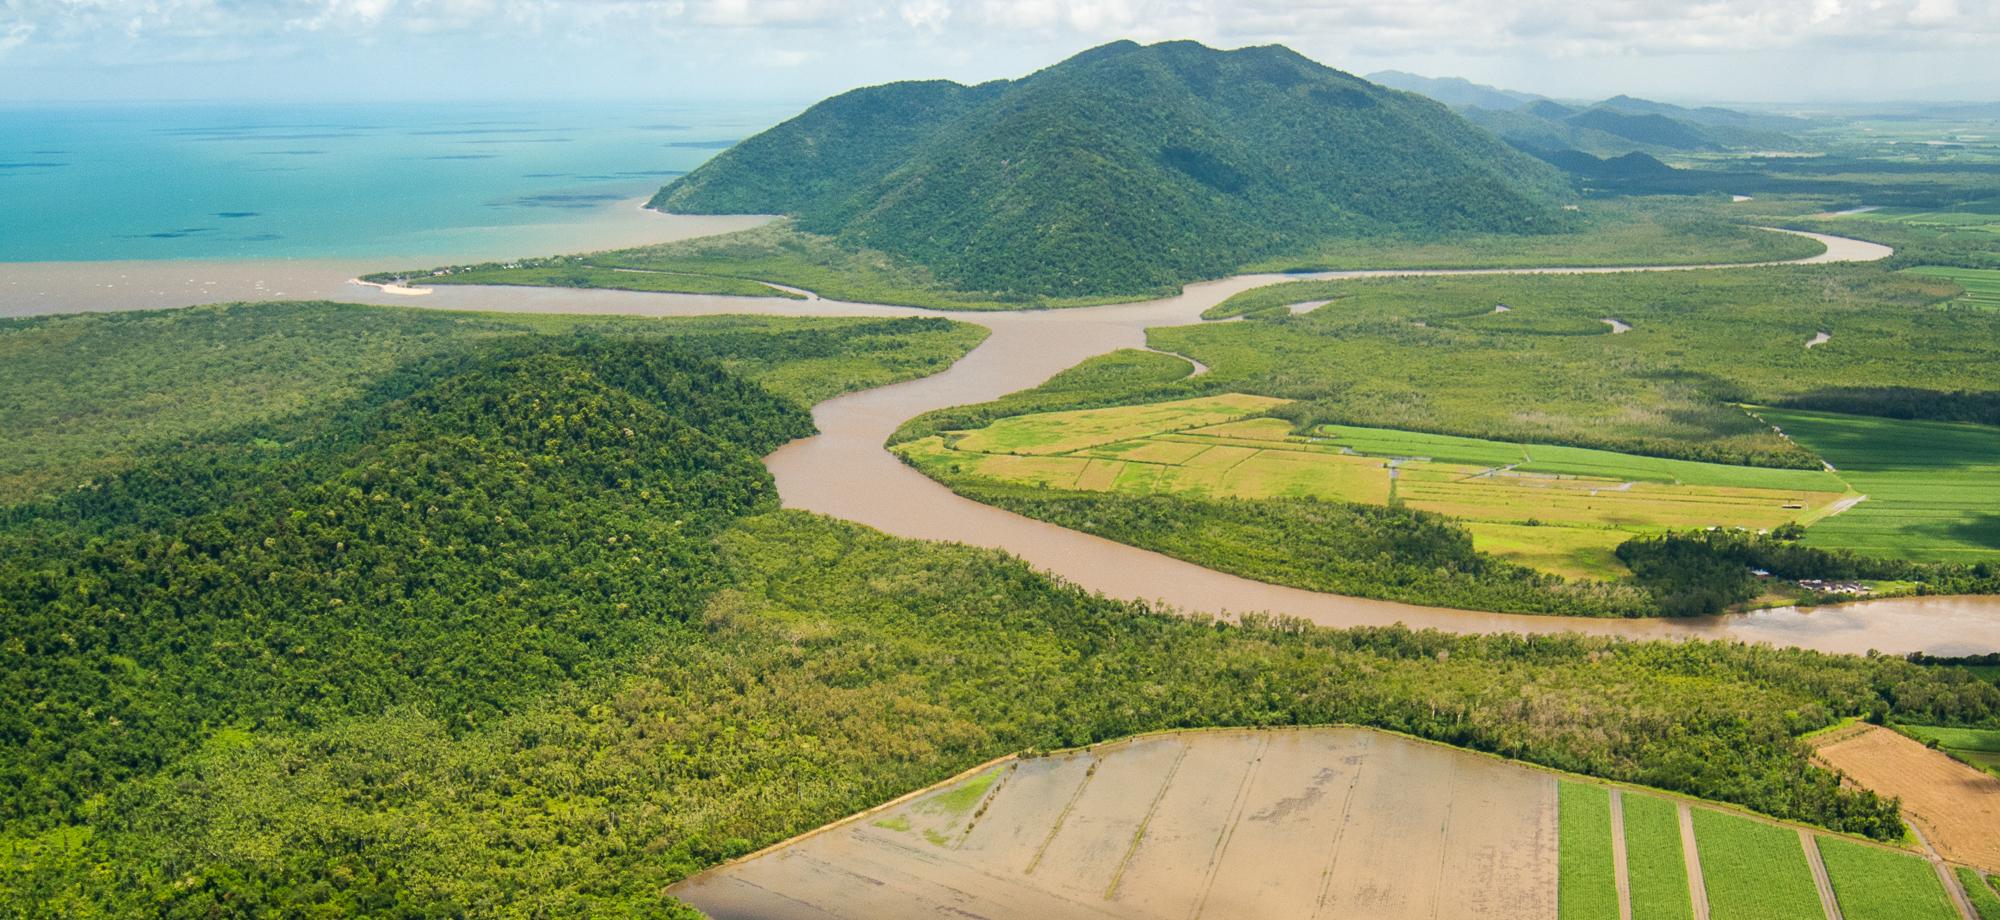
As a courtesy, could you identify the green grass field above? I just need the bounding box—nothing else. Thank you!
[413,263,808,299]
[1245,198,1824,273]
[1816,837,1958,920]
[1560,782,1620,920]
[1902,265,2000,309]
[905,397,1853,579]
[1690,808,1823,920]
[1162,266,2000,474]
[372,221,1139,311]
[1899,724,2000,752]
[1757,408,2000,563]
[1622,794,1695,920]
[1958,867,2000,920]
[1899,724,2000,775]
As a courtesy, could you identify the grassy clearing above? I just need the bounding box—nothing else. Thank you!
[1816,837,1957,920]
[1690,808,1823,920]
[371,222,1136,311]
[1902,265,2000,309]
[1559,781,1620,920]
[1958,867,2000,920]
[1169,265,1999,472]
[1899,725,2000,753]
[904,398,1852,578]
[922,766,1000,817]
[1899,724,2000,775]
[950,395,1286,455]
[1622,793,1695,920]
[1757,408,2000,563]
[411,263,807,299]
[1246,198,1824,273]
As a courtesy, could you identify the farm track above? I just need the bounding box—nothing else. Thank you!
[324,227,2000,656]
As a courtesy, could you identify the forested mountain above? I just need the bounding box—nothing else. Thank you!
[651,40,1575,298]
[1460,95,1806,158]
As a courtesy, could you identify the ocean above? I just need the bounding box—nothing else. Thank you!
[0,100,797,264]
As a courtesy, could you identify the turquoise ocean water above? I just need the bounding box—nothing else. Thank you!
[0,101,794,263]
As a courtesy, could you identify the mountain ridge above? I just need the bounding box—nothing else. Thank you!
[651,40,1575,298]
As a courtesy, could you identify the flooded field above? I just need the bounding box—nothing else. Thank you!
[672,728,1559,920]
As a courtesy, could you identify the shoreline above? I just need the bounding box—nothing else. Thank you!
[1,202,772,317]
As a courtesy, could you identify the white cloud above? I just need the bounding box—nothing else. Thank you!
[900,0,948,30]
[0,20,32,55]
[0,0,1994,99]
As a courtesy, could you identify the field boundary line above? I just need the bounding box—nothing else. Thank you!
[1188,733,1271,920]
[1679,802,1712,920]
[1612,789,1634,920]
[1310,731,1370,920]
[1803,830,1845,920]
[1103,739,1190,900]
[1025,753,1099,875]
[952,761,1016,850]
[1424,749,1458,920]
[1911,824,1981,920]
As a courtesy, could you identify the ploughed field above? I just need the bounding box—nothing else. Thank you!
[898,395,1854,579]
[1812,724,2000,873]
[672,728,1975,920]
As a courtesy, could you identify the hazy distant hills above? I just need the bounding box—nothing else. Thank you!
[653,41,1575,298]
[1364,70,1543,111]
[1369,70,1810,157]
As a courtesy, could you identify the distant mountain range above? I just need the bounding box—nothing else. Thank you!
[1364,71,1542,111]
[651,41,1575,299]
[1368,71,1811,157]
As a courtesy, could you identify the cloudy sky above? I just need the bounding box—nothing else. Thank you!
[1,0,1994,105]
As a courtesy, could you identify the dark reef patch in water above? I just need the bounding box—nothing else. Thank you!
[500,192,626,209]
[126,227,218,239]
[215,212,261,219]
[412,127,554,136]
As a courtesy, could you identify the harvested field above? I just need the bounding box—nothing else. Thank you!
[1813,724,2000,872]
[671,728,1559,920]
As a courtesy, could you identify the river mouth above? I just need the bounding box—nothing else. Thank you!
[12,228,1993,653]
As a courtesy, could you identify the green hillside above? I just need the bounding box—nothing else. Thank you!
[650,40,1574,298]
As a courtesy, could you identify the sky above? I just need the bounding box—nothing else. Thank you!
[0,0,1995,106]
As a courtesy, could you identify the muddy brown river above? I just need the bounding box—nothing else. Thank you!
[8,229,1997,654]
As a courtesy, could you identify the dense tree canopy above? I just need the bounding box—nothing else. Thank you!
[651,40,1574,298]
